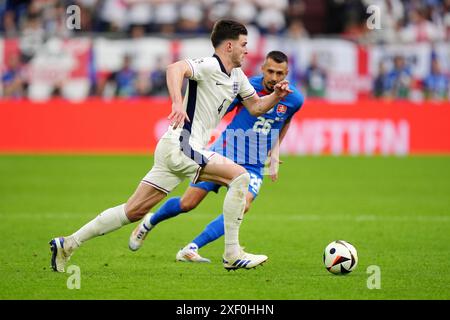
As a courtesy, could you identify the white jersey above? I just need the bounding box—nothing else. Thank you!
[163,54,256,153]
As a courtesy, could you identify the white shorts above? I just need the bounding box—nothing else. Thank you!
[142,136,216,194]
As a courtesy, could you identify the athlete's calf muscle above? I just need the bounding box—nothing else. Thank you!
[244,192,255,213]
[180,187,209,212]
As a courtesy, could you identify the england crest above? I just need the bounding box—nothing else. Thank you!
[233,82,239,95]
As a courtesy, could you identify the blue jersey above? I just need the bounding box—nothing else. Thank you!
[210,74,304,170]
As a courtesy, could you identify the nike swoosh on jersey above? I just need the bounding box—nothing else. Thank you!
[216,82,224,85]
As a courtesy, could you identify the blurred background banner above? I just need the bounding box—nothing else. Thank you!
[1,37,91,100]
[2,36,450,102]
[1,99,449,155]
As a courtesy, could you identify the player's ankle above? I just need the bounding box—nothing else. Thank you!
[224,244,241,259]
[143,216,154,231]
[65,236,80,251]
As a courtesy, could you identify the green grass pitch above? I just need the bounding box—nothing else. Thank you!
[0,155,449,300]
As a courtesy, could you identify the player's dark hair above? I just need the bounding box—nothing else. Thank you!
[211,20,248,48]
[266,51,288,64]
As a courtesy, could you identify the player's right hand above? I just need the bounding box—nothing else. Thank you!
[168,103,190,129]
[274,80,292,98]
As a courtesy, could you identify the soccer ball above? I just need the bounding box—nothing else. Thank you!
[323,240,358,274]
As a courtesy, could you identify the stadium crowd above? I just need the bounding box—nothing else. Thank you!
[1,0,450,100]
[2,0,450,40]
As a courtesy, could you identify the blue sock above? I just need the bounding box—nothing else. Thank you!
[192,214,224,249]
[150,197,184,226]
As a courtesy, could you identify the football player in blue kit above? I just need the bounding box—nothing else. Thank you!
[129,51,304,263]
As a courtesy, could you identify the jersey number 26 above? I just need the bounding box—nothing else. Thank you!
[253,117,274,135]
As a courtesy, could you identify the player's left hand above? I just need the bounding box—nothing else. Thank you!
[269,157,283,182]
[274,80,293,99]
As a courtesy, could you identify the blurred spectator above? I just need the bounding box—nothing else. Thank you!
[422,58,449,100]
[285,19,309,40]
[286,0,305,23]
[19,10,45,63]
[46,1,70,37]
[386,55,413,99]
[445,0,450,40]
[106,55,138,98]
[341,19,367,42]
[2,55,27,98]
[340,0,369,42]
[177,1,205,34]
[129,24,146,38]
[153,0,178,35]
[126,0,153,33]
[74,0,97,33]
[364,0,404,44]
[3,0,30,35]
[230,0,257,28]
[99,0,128,32]
[373,61,390,98]
[326,0,348,34]
[148,56,168,96]
[303,54,327,98]
[400,7,445,43]
[205,1,231,31]
[256,2,287,35]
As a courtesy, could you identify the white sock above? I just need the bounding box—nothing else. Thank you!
[186,242,198,250]
[223,172,250,258]
[69,204,130,248]
[142,214,154,230]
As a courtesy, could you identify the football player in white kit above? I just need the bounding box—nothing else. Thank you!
[49,20,292,272]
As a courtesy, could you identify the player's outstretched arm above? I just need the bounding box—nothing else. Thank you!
[242,80,292,117]
[166,61,192,129]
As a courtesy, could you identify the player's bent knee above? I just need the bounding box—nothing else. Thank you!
[229,172,250,189]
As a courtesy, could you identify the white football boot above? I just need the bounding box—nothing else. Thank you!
[49,237,74,272]
[223,249,268,270]
[176,243,211,263]
[129,213,153,251]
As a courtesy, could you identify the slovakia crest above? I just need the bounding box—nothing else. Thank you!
[276,104,287,116]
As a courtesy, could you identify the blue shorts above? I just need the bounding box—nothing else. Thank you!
[189,166,263,199]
